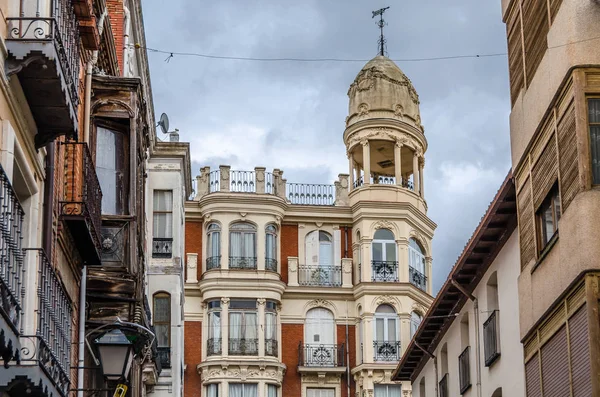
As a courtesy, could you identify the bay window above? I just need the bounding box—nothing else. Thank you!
[410,311,423,338]
[153,292,171,368]
[207,300,221,356]
[206,384,219,397]
[408,238,427,290]
[267,385,278,397]
[229,384,257,397]
[95,125,128,215]
[265,301,278,357]
[229,222,257,269]
[536,184,560,251]
[374,304,400,362]
[374,384,402,397]
[207,223,221,270]
[265,224,278,272]
[589,98,600,184]
[372,228,397,282]
[228,300,258,355]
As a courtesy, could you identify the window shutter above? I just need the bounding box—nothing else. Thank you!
[540,325,570,397]
[569,306,592,396]
[333,229,341,265]
[517,177,535,268]
[531,124,558,208]
[557,100,579,211]
[525,353,541,397]
[549,0,563,23]
[523,0,549,87]
[506,3,524,105]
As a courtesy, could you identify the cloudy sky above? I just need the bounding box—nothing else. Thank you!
[142,0,512,293]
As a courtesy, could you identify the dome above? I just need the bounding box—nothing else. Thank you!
[347,56,423,132]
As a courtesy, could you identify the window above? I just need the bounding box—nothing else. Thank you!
[265,224,277,272]
[408,238,427,290]
[374,384,402,397]
[459,314,471,394]
[152,190,173,258]
[374,304,399,361]
[419,378,426,397]
[410,311,422,338]
[229,300,258,355]
[265,301,278,357]
[589,98,600,184]
[439,344,449,397]
[207,223,221,270]
[96,125,127,214]
[372,229,398,282]
[302,231,340,286]
[306,389,335,397]
[206,384,219,397]
[536,184,560,251]
[153,292,171,367]
[207,300,221,356]
[303,308,337,366]
[484,273,501,366]
[228,383,257,397]
[229,222,257,269]
[267,385,278,397]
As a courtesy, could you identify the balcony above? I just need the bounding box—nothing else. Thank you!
[298,265,342,287]
[266,338,278,357]
[298,343,345,368]
[152,237,173,258]
[483,310,501,366]
[0,164,25,366]
[459,346,471,394]
[409,266,427,291]
[6,0,81,148]
[372,261,398,282]
[439,373,449,397]
[353,175,414,191]
[157,347,171,369]
[207,338,222,356]
[373,341,401,362]
[228,338,258,356]
[59,142,102,265]
[265,258,278,272]
[287,183,335,206]
[229,256,257,270]
[206,256,221,270]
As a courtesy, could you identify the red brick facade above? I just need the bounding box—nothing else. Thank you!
[280,224,298,284]
[281,323,304,396]
[337,324,356,397]
[106,0,124,73]
[184,321,203,397]
[185,221,203,277]
[341,226,353,259]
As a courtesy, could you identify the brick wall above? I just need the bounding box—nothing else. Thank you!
[280,224,298,284]
[184,321,202,397]
[185,221,203,276]
[337,324,356,397]
[106,0,124,73]
[281,323,303,396]
[341,226,353,259]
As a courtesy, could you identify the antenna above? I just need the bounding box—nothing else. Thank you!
[372,6,390,57]
[157,113,170,135]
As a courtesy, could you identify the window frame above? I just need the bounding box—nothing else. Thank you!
[206,383,219,397]
[265,224,278,271]
[207,223,221,269]
[535,183,561,253]
[372,228,397,263]
[229,222,257,268]
[374,384,402,397]
[228,300,258,355]
[587,97,600,185]
[152,292,171,348]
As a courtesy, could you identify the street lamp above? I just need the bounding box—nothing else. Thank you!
[95,329,134,381]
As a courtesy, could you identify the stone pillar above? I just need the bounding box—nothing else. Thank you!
[342,258,353,288]
[362,239,372,282]
[426,256,433,294]
[348,153,355,190]
[394,143,402,186]
[419,157,425,198]
[221,297,230,358]
[255,166,266,194]
[334,174,349,206]
[398,240,409,283]
[412,152,419,194]
[273,169,287,199]
[362,140,371,185]
[258,298,266,357]
[288,256,299,286]
[186,253,198,283]
[399,313,411,357]
[219,165,231,192]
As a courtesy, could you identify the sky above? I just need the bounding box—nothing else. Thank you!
[142,0,512,293]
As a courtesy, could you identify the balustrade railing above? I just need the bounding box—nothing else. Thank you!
[483,310,501,366]
[439,373,449,397]
[265,172,274,194]
[229,256,257,270]
[265,258,278,272]
[230,170,256,192]
[459,346,471,394]
[228,338,258,355]
[372,261,398,282]
[206,256,221,270]
[207,338,222,356]
[287,183,335,205]
[298,265,342,287]
[298,343,345,367]
[209,170,220,193]
[157,347,171,368]
[409,266,427,291]
[0,164,25,335]
[373,340,401,361]
[352,175,414,191]
[152,237,173,258]
[265,338,278,357]
[375,176,396,184]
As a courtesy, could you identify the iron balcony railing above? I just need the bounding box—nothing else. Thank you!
[372,261,398,282]
[230,170,256,192]
[439,373,449,397]
[353,176,414,190]
[373,340,401,362]
[298,265,342,287]
[459,346,471,394]
[206,256,221,270]
[157,347,171,369]
[265,338,278,357]
[0,164,25,335]
[287,183,335,206]
[265,258,278,272]
[409,266,427,291]
[228,338,258,356]
[152,237,173,258]
[207,338,222,356]
[484,310,501,366]
[298,343,345,367]
[209,170,220,192]
[229,256,257,270]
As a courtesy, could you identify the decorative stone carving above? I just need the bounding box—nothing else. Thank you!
[221,297,230,306]
[373,220,394,231]
[375,295,398,308]
[239,212,247,218]
[412,302,427,316]
[394,104,404,118]
[358,103,370,116]
[343,260,352,273]
[257,298,266,306]
[308,299,334,310]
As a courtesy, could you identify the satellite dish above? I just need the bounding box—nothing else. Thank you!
[157,113,170,135]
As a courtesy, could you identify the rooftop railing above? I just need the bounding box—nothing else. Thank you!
[287,183,335,206]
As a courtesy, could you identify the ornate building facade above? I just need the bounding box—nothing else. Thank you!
[183,56,436,397]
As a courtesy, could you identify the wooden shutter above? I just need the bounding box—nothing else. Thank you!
[569,305,592,396]
[525,353,542,397]
[549,0,563,23]
[557,100,579,211]
[506,4,524,105]
[517,177,535,267]
[523,0,549,87]
[531,133,558,208]
[540,325,570,397]
[333,229,341,266]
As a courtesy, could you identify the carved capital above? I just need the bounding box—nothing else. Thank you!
[221,297,230,306]
[257,298,266,306]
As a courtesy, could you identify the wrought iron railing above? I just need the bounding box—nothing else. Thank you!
[375,176,396,184]
[265,258,278,272]
[228,338,258,355]
[59,142,102,251]
[21,249,72,396]
[229,256,257,269]
[152,237,173,258]
[459,346,471,394]
[372,261,398,282]
[157,347,171,369]
[207,338,222,356]
[287,183,335,205]
[373,340,401,361]
[209,170,220,192]
[206,256,221,270]
[265,172,274,194]
[298,343,345,367]
[439,373,449,397]
[7,0,81,106]
[298,265,342,287]
[230,170,256,192]
[483,310,501,366]
[0,164,25,335]
[409,266,427,291]
[265,338,278,357]
[353,176,363,188]
[353,176,414,190]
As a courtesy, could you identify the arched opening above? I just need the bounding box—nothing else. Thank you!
[374,304,399,361]
[372,228,398,282]
[206,223,221,270]
[303,308,337,366]
[410,311,423,339]
[408,238,427,291]
[419,377,426,397]
[265,224,278,272]
[491,387,502,397]
[302,231,340,286]
[484,272,501,366]
[229,222,257,269]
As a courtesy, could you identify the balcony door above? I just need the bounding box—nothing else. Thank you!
[372,229,397,281]
[305,230,338,285]
[374,304,399,361]
[305,308,335,365]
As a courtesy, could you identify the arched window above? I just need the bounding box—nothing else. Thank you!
[302,231,340,286]
[374,304,399,361]
[207,223,221,270]
[419,378,426,397]
[410,311,422,338]
[304,308,336,366]
[207,300,221,356]
[265,301,278,357]
[372,229,397,282]
[408,238,427,290]
[356,231,362,283]
[229,222,257,269]
[491,387,502,397]
[265,224,278,272]
[153,292,171,367]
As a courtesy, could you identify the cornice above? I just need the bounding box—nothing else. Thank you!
[350,200,437,233]
[198,276,286,296]
[197,192,288,212]
[343,118,427,150]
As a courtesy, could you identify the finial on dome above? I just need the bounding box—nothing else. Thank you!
[372,6,390,57]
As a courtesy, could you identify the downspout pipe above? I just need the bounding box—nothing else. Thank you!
[345,301,350,397]
[123,6,131,77]
[76,266,87,397]
[451,279,482,397]
[42,142,54,256]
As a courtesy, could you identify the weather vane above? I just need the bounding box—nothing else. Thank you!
[372,6,390,57]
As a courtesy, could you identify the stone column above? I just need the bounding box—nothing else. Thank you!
[186,253,198,283]
[342,258,353,288]
[288,257,299,286]
[219,165,231,192]
[399,313,411,357]
[419,157,425,198]
[398,240,409,283]
[412,152,419,194]
[426,256,433,295]
[362,140,371,185]
[221,297,230,358]
[258,298,266,357]
[255,166,266,194]
[348,152,355,190]
[363,239,372,282]
[394,143,402,186]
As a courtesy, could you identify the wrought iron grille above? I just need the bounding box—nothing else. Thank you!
[230,170,256,192]
[287,183,335,206]
[152,237,173,258]
[7,0,81,105]
[298,343,345,367]
[228,338,258,355]
[373,340,401,361]
[265,338,278,357]
[229,256,257,270]
[353,176,363,189]
[459,346,471,394]
[298,265,342,287]
[209,170,220,192]
[265,172,274,194]
[483,310,501,366]
[157,347,171,368]
[372,261,398,282]
[409,266,427,291]
[439,373,449,397]
[207,338,222,356]
[206,256,221,270]
[265,258,278,272]
[100,221,129,265]
[376,176,396,184]
[0,164,25,334]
